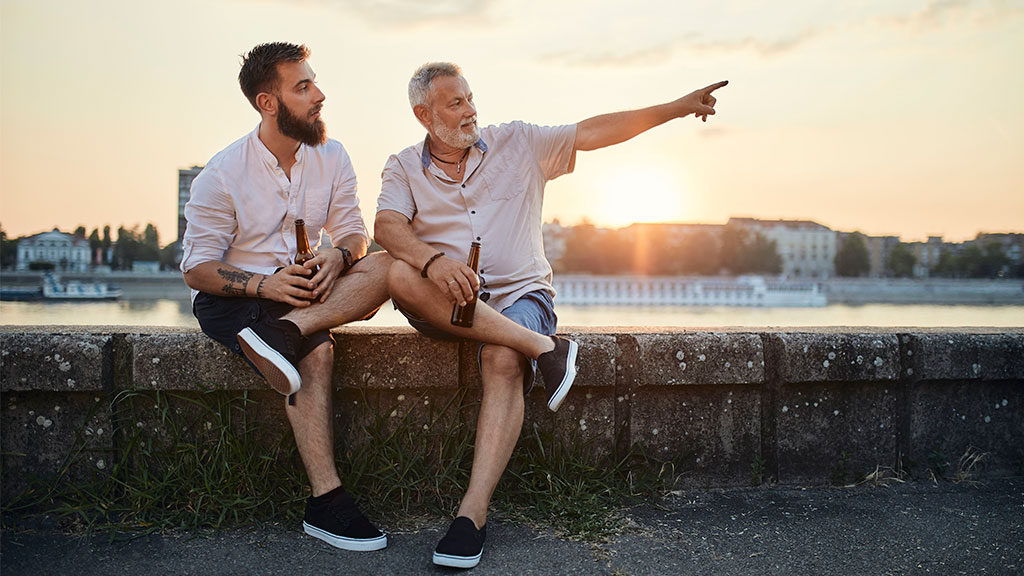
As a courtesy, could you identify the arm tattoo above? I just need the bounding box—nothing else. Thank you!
[256,276,266,299]
[217,267,254,297]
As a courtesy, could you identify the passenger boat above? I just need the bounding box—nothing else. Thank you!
[553,275,827,307]
[41,273,122,301]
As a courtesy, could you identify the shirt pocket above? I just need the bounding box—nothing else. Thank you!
[480,155,527,202]
[299,186,332,234]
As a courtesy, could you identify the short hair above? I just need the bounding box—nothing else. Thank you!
[408,62,462,108]
[238,42,311,111]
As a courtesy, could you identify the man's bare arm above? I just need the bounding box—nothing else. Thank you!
[374,209,479,305]
[574,80,728,152]
[183,260,318,307]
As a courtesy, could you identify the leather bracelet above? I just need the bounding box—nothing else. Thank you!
[421,252,445,278]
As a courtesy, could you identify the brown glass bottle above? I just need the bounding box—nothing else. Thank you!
[294,219,319,275]
[451,242,481,328]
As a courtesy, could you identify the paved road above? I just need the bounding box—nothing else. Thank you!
[3,479,1022,575]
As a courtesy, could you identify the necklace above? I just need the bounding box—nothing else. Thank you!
[430,147,471,174]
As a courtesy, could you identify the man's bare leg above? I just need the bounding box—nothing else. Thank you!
[287,340,341,497]
[284,251,393,335]
[386,260,554,359]
[455,345,526,529]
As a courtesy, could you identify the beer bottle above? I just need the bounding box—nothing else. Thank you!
[451,241,481,328]
[294,219,319,275]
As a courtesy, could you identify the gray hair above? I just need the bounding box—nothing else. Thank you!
[408,62,462,108]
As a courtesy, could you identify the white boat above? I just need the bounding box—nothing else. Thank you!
[553,275,827,307]
[42,273,122,301]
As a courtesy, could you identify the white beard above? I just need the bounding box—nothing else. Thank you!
[432,112,480,149]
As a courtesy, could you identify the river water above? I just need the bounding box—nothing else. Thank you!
[2,299,1023,328]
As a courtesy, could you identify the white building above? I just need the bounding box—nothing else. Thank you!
[729,218,837,278]
[16,228,91,272]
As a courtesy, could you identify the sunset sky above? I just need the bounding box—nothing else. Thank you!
[2,0,1022,243]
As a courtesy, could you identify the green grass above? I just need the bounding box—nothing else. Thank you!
[2,387,675,541]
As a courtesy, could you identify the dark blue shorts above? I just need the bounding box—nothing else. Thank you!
[192,292,334,361]
[395,290,558,392]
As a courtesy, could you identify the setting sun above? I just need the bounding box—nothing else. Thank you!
[595,166,689,228]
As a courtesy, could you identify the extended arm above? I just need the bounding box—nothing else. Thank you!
[183,260,319,307]
[574,80,728,152]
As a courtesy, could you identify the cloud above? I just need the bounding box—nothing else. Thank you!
[293,0,499,27]
[541,28,820,68]
[878,0,1023,30]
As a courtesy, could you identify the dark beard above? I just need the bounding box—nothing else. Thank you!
[276,96,327,146]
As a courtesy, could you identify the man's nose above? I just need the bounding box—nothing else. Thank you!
[313,84,326,103]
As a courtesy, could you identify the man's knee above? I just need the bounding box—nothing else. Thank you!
[386,259,418,298]
[354,251,394,278]
[480,345,526,385]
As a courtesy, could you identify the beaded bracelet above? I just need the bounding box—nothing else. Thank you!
[421,252,446,278]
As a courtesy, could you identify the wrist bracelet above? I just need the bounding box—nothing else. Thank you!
[421,252,445,278]
[335,246,353,272]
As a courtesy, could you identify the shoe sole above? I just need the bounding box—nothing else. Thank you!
[546,339,578,412]
[433,550,482,568]
[303,521,387,552]
[237,327,301,396]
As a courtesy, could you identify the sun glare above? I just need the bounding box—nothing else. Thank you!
[596,167,687,227]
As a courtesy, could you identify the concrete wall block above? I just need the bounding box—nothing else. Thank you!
[1,392,114,500]
[559,332,618,388]
[909,380,1024,477]
[333,331,459,390]
[630,385,761,487]
[1,331,109,392]
[774,333,900,383]
[130,332,262,391]
[776,382,898,485]
[634,332,765,386]
[336,387,467,455]
[909,333,1024,381]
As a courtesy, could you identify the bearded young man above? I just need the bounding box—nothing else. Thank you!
[375,62,727,569]
[181,42,391,552]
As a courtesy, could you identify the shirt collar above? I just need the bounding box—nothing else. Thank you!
[420,134,488,169]
[251,123,305,169]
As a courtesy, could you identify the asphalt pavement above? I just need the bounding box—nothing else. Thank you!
[3,478,1022,575]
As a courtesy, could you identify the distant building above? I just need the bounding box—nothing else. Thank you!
[906,236,946,278]
[542,220,569,266]
[178,166,204,243]
[16,228,90,272]
[729,218,837,278]
[862,235,900,278]
[975,232,1024,267]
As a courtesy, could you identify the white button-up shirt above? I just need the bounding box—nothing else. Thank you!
[377,121,577,312]
[181,125,368,293]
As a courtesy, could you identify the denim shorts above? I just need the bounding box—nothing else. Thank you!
[395,290,558,393]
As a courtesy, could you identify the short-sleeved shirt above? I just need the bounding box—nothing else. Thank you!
[377,121,577,312]
[181,125,368,298]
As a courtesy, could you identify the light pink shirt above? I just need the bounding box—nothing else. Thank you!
[181,125,368,289]
[377,121,577,312]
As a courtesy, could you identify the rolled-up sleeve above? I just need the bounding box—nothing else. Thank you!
[523,123,578,181]
[180,168,235,273]
[376,154,417,221]
[323,148,369,244]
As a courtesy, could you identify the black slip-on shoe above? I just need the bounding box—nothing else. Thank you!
[536,335,579,412]
[433,516,486,568]
[303,489,387,552]
[237,318,302,396]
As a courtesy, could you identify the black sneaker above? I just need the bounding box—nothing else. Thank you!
[433,516,485,568]
[536,335,579,412]
[302,488,387,552]
[237,318,303,396]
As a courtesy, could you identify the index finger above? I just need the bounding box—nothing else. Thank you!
[703,80,729,93]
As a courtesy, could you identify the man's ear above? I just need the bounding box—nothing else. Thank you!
[413,104,432,129]
[256,92,277,116]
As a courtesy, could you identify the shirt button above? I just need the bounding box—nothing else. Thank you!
[470,210,476,214]
[476,236,481,241]
[461,184,466,188]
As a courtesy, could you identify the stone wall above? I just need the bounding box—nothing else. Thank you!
[2,326,1022,500]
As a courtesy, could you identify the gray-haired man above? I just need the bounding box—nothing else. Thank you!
[375,62,726,568]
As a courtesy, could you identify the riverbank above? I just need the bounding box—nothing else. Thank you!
[4,271,1021,305]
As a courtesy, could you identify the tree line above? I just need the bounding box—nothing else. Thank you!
[833,232,1022,279]
[0,223,179,270]
[555,222,783,276]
